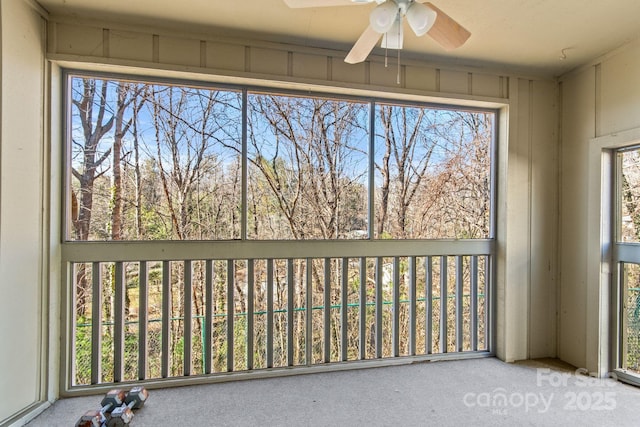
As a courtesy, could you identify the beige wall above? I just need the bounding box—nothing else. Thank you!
[0,0,47,424]
[496,78,558,362]
[559,40,640,373]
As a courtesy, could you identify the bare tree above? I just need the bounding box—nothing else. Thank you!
[131,89,147,238]
[110,83,145,240]
[71,79,114,241]
[148,86,241,240]
[376,105,437,238]
[71,79,115,314]
[247,94,368,239]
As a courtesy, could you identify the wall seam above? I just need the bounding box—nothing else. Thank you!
[594,63,601,138]
[244,46,251,73]
[23,0,49,18]
[199,40,206,68]
[152,34,159,63]
[527,79,534,359]
[555,78,563,358]
[287,51,293,77]
[102,28,110,58]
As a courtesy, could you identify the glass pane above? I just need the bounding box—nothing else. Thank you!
[622,263,640,374]
[68,74,497,243]
[619,149,640,242]
[374,105,493,239]
[247,93,369,240]
[68,76,242,241]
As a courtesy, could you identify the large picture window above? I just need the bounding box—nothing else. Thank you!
[64,71,497,388]
[66,73,495,241]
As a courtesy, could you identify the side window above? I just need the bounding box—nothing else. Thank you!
[619,148,640,243]
[615,148,640,378]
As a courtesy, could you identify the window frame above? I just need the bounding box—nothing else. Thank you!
[62,68,499,243]
[613,144,640,385]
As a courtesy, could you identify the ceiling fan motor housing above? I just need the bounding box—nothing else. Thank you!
[370,0,437,39]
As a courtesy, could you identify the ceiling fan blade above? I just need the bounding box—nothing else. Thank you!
[423,2,470,50]
[283,0,372,8]
[344,25,382,64]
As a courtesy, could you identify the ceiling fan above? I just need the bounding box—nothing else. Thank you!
[283,0,470,64]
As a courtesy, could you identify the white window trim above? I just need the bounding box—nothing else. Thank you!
[588,126,640,377]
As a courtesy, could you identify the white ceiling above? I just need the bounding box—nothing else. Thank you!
[37,0,640,77]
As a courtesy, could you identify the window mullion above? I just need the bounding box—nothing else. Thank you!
[368,100,376,240]
[241,89,248,241]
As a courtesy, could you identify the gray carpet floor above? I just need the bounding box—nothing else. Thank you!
[27,357,640,426]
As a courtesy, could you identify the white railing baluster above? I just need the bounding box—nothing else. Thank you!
[138,261,148,380]
[114,262,125,383]
[359,257,367,360]
[440,256,447,353]
[305,259,312,366]
[375,257,383,359]
[247,259,255,371]
[227,260,234,372]
[409,256,417,356]
[323,258,331,363]
[341,258,348,362]
[266,259,274,369]
[184,260,192,376]
[485,256,492,351]
[204,260,213,374]
[90,262,102,384]
[161,261,171,378]
[456,255,464,351]
[425,256,433,355]
[392,257,400,357]
[287,259,294,367]
[456,256,464,352]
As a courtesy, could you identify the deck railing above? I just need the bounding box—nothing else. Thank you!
[62,240,494,393]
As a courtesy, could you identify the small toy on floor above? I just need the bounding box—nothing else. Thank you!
[75,386,148,426]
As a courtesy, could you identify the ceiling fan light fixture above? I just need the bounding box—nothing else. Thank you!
[406,1,437,36]
[370,1,399,33]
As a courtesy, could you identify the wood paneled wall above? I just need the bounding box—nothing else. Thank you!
[48,17,511,101]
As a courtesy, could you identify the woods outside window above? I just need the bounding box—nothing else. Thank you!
[66,73,495,242]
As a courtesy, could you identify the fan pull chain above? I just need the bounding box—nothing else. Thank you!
[397,49,400,85]
[385,43,388,67]
[396,17,401,85]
